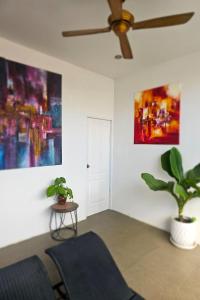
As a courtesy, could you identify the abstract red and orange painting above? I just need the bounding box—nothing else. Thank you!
[134,84,181,144]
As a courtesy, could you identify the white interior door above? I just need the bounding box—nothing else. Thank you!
[87,117,111,216]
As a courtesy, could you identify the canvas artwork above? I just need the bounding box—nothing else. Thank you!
[134,83,181,144]
[0,58,62,170]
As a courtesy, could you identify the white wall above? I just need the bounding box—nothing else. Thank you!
[2,36,200,248]
[0,37,114,248]
[112,51,200,240]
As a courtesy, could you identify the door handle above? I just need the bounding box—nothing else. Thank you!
[87,164,90,168]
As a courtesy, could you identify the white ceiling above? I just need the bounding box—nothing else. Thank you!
[0,0,199,78]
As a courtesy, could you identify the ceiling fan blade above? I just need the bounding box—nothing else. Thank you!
[62,27,111,37]
[107,0,122,20]
[118,33,133,59]
[133,12,194,30]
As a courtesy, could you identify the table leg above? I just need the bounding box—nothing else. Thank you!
[50,208,78,241]
[74,209,78,235]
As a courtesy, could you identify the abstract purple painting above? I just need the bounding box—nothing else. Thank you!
[0,58,62,170]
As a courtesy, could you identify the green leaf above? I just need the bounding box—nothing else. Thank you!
[141,173,170,191]
[182,178,197,189]
[46,185,56,197]
[161,150,174,178]
[167,181,175,194]
[57,186,66,196]
[173,183,189,201]
[170,147,184,183]
[60,177,66,183]
[67,188,73,199]
[186,163,200,183]
[55,177,66,185]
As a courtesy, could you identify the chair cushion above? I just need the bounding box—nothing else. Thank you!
[0,255,55,300]
[46,231,138,300]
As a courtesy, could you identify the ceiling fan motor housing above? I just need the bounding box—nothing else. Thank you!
[108,10,134,35]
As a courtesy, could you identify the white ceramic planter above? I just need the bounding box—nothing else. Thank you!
[170,217,198,250]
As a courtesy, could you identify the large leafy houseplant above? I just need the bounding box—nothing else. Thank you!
[141,147,200,249]
[46,177,73,205]
[141,147,200,222]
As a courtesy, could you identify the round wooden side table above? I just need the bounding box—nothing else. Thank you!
[49,201,79,241]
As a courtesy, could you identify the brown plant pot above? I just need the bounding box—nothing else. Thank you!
[57,195,67,205]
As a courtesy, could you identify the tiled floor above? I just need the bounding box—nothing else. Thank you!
[0,210,200,300]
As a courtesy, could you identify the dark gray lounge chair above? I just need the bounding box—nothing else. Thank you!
[46,231,144,300]
[0,255,56,300]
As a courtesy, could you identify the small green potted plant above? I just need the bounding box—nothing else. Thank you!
[46,177,73,205]
[141,147,200,249]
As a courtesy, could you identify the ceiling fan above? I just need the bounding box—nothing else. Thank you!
[62,0,194,59]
